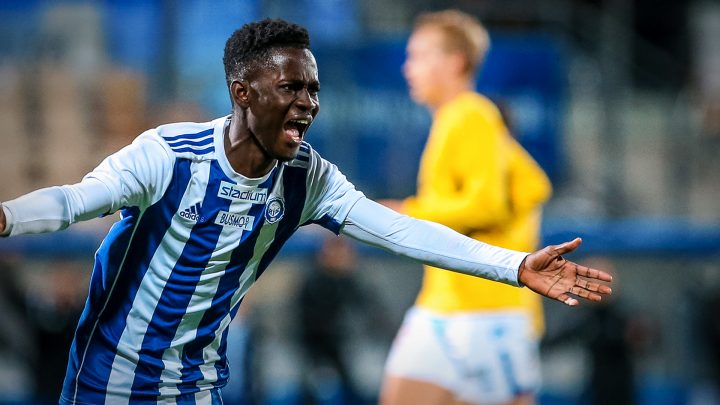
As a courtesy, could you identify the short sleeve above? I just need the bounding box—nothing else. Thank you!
[84,130,175,213]
[302,148,365,234]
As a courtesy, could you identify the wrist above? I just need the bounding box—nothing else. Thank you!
[517,256,528,287]
[0,203,10,237]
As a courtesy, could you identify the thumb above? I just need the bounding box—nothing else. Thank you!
[554,237,582,256]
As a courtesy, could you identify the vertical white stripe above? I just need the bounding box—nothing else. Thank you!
[195,205,284,386]
[157,195,255,398]
[194,389,213,404]
[156,178,277,397]
[104,161,211,403]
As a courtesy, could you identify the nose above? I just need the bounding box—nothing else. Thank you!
[402,60,414,83]
[295,88,315,112]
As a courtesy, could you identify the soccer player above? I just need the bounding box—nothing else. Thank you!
[380,10,554,405]
[0,18,611,405]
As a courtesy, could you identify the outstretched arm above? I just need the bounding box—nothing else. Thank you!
[518,238,612,306]
[342,197,525,286]
[0,181,115,237]
[341,197,612,305]
[0,131,174,238]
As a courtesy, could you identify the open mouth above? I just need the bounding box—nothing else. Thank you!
[283,118,310,144]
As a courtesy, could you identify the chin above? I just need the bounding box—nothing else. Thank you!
[276,148,300,162]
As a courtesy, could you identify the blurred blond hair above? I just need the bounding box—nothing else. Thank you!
[414,9,490,75]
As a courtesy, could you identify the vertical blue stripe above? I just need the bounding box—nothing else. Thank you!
[62,207,140,404]
[254,165,308,280]
[175,169,280,394]
[63,159,193,404]
[129,160,234,402]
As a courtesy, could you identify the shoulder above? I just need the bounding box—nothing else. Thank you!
[445,92,503,122]
[437,92,506,138]
[152,119,221,161]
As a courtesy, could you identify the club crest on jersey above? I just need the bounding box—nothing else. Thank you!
[264,197,285,224]
[179,202,204,222]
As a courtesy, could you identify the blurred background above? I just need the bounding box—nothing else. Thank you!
[1,0,719,404]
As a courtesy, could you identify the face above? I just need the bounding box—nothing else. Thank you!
[240,48,320,161]
[403,27,453,107]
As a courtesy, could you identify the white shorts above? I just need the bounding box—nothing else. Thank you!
[384,307,541,405]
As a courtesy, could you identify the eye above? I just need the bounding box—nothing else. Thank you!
[309,84,320,96]
[280,84,293,92]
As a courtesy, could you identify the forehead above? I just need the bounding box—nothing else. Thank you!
[261,48,318,80]
[407,26,446,53]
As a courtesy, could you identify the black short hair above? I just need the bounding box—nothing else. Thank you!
[223,18,310,86]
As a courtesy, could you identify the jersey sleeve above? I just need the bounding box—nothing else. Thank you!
[341,197,525,286]
[402,105,513,234]
[84,130,175,212]
[302,147,365,234]
[1,131,174,236]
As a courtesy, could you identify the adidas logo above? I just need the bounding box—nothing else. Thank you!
[179,202,203,222]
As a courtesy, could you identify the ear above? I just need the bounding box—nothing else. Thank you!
[447,52,468,77]
[230,80,250,108]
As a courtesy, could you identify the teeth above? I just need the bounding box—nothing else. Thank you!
[290,119,309,125]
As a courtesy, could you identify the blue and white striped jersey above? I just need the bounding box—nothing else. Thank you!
[60,116,364,404]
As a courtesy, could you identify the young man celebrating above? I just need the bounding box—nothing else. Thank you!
[0,19,610,405]
[381,10,554,405]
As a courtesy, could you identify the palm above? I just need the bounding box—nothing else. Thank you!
[519,238,613,306]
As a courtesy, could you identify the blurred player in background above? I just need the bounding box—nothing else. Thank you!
[298,236,380,404]
[381,10,552,405]
[0,18,609,405]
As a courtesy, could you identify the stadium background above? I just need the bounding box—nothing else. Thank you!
[0,0,719,404]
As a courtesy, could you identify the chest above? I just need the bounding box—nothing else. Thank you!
[162,163,288,256]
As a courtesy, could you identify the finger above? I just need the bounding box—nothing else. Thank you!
[552,237,582,256]
[587,283,613,295]
[575,265,613,282]
[571,287,604,301]
[576,279,612,295]
[556,293,578,306]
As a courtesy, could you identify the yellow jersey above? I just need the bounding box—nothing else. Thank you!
[402,91,552,334]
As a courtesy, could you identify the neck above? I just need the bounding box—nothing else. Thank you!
[428,77,474,112]
[224,116,277,178]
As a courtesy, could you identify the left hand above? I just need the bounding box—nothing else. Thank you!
[518,238,613,306]
[0,203,5,235]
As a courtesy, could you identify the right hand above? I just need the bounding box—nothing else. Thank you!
[518,238,613,306]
